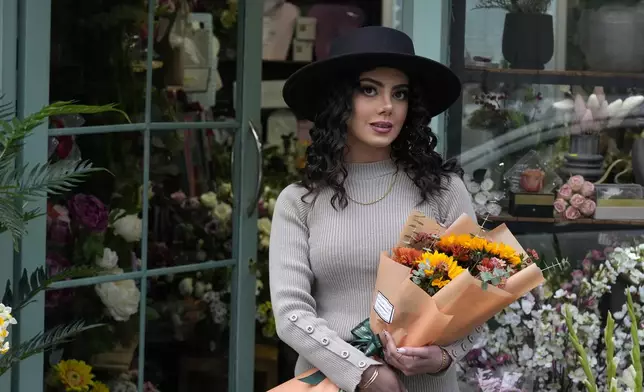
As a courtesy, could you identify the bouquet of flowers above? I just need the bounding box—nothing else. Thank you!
[368,211,545,347]
[271,211,547,392]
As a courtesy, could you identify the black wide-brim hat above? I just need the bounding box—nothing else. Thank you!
[283,26,462,122]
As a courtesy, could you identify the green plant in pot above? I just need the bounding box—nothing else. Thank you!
[474,0,554,70]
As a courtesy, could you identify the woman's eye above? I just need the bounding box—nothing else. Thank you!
[393,90,408,100]
[361,86,377,96]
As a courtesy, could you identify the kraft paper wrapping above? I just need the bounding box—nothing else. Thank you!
[370,211,545,348]
[267,211,545,392]
[267,368,340,392]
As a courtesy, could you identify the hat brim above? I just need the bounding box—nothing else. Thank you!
[282,52,462,122]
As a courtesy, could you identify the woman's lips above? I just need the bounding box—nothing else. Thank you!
[370,121,393,133]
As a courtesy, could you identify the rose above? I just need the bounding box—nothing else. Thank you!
[579,199,596,217]
[68,194,108,232]
[200,192,218,208]
[212,202,232,222]
[96,248,119,269]
[257,217,271,236]
[564,206,581,220]
[94,269,140,321]
[567,175,585,192]
[580,181,595,198]
[557,184,573,200]
[170,191,187,202]
[570,193,586,209]
[113,214,142,243]
[553,198,568,214]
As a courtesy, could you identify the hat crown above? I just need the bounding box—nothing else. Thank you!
[328,26,416,58]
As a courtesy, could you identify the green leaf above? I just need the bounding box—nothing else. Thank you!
[0,320,104,377]
[2,265,100,311]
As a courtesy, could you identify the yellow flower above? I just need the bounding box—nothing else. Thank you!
[92,381,110,392]
[431,278,450,288]
[485,242,521,265]
[54,359,95,392]
[421,251,464,280]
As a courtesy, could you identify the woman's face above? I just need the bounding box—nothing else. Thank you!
[346,67,409,162]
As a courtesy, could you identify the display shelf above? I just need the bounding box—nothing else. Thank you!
[464,66,644,89]
[479,213,644,234]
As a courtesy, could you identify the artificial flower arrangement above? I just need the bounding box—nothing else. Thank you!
[271,211,547,391]
[460,242,644,391]
[554,175,597,220]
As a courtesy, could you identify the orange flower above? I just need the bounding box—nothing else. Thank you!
[392,247,423,266]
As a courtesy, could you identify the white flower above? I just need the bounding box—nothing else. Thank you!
[96,247,119,269]
[200,192,218,208]
[194,281,206,299]
[179,278,194,296]
[257,217,271,236]
[0,303,17,354]
[266,198,277,216]
[94,270,140,321]
[621,365,637,390]
[212,202,232,222]
[113,214,142,243]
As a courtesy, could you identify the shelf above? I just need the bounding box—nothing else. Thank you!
[479,213,644,235]
[463,66,644,89]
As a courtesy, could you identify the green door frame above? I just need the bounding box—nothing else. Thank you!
[2,0,263,391]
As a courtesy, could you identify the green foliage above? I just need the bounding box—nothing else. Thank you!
[565,290,643,392]
[0,98,128,249]
[2,265,98,312]
[0,95,127,376]
[0,320,102,377]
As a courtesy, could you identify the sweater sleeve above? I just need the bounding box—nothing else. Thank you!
[268,185,380,392]
[435,174,482,363]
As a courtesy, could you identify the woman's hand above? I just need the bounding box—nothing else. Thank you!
[381,331,452,377]
[359,365,406,392]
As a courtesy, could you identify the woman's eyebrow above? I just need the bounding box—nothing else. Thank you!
[359,77,409,89]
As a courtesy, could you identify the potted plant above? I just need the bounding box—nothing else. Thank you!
[474,0,554,70]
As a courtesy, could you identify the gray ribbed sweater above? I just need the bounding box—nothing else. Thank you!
[269,159,481,392]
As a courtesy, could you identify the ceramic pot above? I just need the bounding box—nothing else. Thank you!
[502,13,554,69]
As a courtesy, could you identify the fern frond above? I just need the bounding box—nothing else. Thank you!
[0,320,104,377]
[0,199,29,247]
[0,99,13,120]
[2,265,100,311]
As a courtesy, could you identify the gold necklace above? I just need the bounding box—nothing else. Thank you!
[347,171,399,206]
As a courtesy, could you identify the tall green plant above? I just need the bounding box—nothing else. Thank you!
[565,291,643,392]
[0,96,128,377]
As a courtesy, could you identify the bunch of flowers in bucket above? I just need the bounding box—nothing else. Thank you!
[271,211,549,392]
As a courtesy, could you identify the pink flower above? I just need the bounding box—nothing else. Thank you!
[580,181,595,197]
[557,184,573,200]
[579,199,596,217]
[564,206,581,220]
[553,198,568,214]
[567,175,585,192]
[170,191,187,202]
[570,193,586,209]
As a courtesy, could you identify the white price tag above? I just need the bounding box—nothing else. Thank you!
[374,292,395,324]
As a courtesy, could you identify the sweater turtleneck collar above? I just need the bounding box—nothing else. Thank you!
[345,159,398,180]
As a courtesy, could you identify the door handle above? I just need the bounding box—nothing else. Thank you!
[246,120,263,217]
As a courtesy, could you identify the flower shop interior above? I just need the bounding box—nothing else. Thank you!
[1,0,644,391]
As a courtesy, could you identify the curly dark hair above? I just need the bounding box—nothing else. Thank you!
[299,69,463,210]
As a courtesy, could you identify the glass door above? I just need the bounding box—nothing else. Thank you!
[7,0,262,391]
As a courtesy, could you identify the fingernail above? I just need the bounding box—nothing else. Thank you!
[397,348,406,354]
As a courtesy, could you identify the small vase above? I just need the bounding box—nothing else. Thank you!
[570,134,600,155]
[502,13,554,69]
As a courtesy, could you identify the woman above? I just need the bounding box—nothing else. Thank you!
[269,26,479,392]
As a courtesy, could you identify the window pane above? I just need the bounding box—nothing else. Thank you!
[43,282,141,391]
[50,0,148,125]
[458,81,643,221]
[150,0,238,123]
[47,132,143,279]
[144,268,236,391]
[464,0,644,76]
[147,128,234,267]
